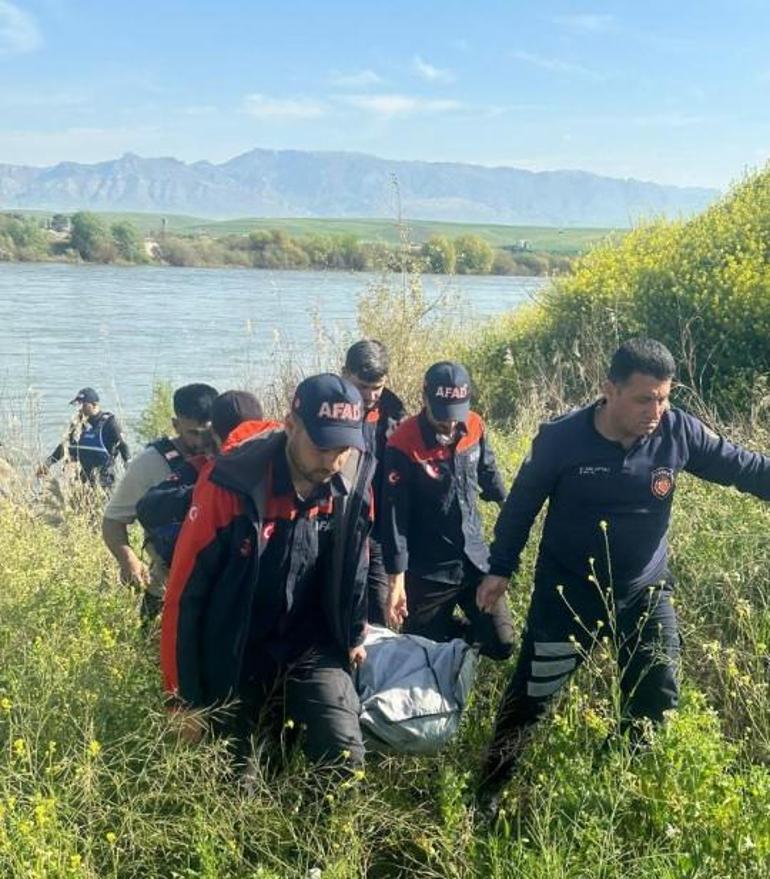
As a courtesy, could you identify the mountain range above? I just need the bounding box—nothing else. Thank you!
[0,148,719,227]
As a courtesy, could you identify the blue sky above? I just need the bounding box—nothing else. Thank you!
[1,0,768,188]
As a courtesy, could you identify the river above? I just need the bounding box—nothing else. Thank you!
[0,262,546,451]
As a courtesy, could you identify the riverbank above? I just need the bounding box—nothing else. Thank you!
[1,211,583,276]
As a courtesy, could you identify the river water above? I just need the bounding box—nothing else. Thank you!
[0,262,546,451]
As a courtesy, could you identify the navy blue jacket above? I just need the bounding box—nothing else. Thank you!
[489,402,770,591]
[362,386,406,525]
[382,410,506,583]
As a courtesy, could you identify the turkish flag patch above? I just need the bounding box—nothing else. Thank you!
[650,467,675,499]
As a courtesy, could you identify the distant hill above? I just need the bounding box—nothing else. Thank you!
[0,148,719,228]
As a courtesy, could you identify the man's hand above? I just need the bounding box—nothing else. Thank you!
[386,572,408,629]
[172,710,205,745]
[120,555,150,589]
[349,644,367,668]
[476,574,509,613]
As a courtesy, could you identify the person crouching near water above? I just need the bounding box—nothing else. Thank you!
[382,361,514,660]
[161,374,376,773]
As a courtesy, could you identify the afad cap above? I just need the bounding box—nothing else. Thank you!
[70,387,99,405]
[424,361,471,421]
[292,373,365,451]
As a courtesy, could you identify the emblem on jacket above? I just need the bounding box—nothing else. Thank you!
[650,467,675,499]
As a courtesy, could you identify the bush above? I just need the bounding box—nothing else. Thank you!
[454,233,494,274]
[422,235,457,274]
[70,212,113,262]
[465,165,770,421]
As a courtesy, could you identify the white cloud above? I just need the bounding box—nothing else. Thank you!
[329,69,383,88]
[241,93,327,119]
[0,0,42,54]
[413,55,455,83]
[630,113,710,128]
[511,50,606,81]
[551,13,616,34]
[340,93,461,116]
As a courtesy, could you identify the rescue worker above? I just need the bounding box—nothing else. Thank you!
[382,361,514,659]
[101,383,218,620]
[161,374,375,771]
[39,387,129,489]
[342,339,405,624]
[476,338,770,815]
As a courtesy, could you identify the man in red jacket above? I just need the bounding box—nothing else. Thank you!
[161,374,375,771]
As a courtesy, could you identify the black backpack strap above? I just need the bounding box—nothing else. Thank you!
[149,437,189,477]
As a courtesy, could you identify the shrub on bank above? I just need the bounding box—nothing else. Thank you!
[465,165,770,421]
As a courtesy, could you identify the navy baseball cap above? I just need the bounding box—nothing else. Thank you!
[424,361,471,421]
[292,373,365,451]
[70,387,99,405]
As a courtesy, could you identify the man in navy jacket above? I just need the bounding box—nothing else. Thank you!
[383,361,514,659]
[476,338,770,811]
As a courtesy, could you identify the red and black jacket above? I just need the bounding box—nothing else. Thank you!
[161,427,376,709]
[381,409,505,583]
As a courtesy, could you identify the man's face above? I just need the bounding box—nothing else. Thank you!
[80,401,98,418]
[173,416,215,456]
[285,413,352,486]
[343,370,386,412]
[604,372,672,439]
[424,394,461,441]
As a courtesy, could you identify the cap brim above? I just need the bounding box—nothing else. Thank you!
[306,422,365,452]
[69,397,83,405]
[429,400,470,422]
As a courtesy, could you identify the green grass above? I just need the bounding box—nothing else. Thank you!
[14,210,618,255]
[1,433,769,877]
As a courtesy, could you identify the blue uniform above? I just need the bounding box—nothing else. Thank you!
[482,401,770,786]
[382,409,514,659]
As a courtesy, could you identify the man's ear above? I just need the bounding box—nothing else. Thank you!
[285,411,297,437]
[171,416,179,434]
[341,366,351,380]
[601,379,616,400]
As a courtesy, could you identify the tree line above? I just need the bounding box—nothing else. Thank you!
[0,211,572,276]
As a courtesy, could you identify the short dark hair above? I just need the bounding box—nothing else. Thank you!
[173,383,219,422]
[211,390,263,442]
[344,339,389,383]
[608,338,676,384]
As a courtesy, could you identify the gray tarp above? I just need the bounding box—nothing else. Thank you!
[355,625,477,755]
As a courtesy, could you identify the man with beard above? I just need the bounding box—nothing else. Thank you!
[161,374,375,770]
[382,361,514,659]
[476,338,770,817]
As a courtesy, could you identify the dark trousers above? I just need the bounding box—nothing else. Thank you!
[404,565,515,661]
[222,645,364,770]
[482,571,680,788]
[367,537,389,626]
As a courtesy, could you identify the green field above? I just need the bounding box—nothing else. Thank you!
[15,209,619,255]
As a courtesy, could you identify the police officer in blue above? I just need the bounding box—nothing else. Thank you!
[476,338,770,814]
[40,387,129,489]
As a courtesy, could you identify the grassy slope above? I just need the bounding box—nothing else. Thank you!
[13,209,618,255]
[0,440,769,878]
